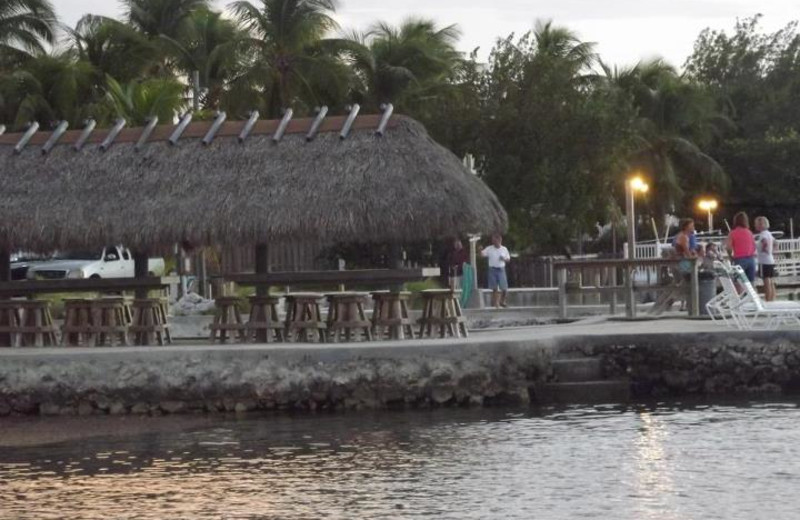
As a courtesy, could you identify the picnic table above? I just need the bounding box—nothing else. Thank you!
[0,276,180,298]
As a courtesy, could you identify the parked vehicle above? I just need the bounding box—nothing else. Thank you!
[9,252,50,281]
[25,246,165,280]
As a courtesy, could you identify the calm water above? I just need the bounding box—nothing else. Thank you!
[1,403,799,519]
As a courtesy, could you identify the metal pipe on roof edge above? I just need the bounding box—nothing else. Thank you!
[99,119,126,152]
[272,109,293,142]
[376,103,394,136]
[135,116,159,151]
[202,111,227,146]
[13,122,39,154]
[340,104,360,139]
[0,125,5,136]
[305,106,328,142]
[169,113,193,145]
[238,111,259,143]
[73,119,96,151]
[41,120,70,155]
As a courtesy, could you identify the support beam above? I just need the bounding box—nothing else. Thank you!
[0,248,10,283]
[255,243,269,296]
[133,251,149,299]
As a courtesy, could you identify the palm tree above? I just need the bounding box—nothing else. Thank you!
[532,20,596,74]
[68,14,158,85]
[105,75,187,125]
[0,0,57,64]
[0,53,96,128]
[125,0,210,39]
[161,8,244,110]
[604,59,730,213]
[341,18,463,110]
[229,0,343,117]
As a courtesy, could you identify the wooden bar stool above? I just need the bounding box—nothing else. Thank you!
[158,297,173,344]
[91,298,130,347]
[326,292,372,343]
[17,300,58,347]
[209,296,247,344]
[246,295,285,343]
[130,299,168,346]
[284,293,326,342]
[61,298,96,347]
[0,300,22,348]
[371,291,415,340]
[418,289,469,339]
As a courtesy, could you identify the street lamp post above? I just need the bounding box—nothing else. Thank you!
[697,199,718,233]
[625,176,649,259]
[625,176,649,319]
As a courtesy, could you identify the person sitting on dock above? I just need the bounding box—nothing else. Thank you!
[481,234,511,308]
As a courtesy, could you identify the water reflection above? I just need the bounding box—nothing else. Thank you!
[2,403,800,519]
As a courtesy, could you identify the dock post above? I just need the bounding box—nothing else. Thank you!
[557,267,568,319]
[255,244,269,296]
[625,266,636,319]
[609,266,617,315]
[0,248,9,282]
[690,260,700,317]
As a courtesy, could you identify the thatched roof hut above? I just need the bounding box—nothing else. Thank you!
[0,113,507,252]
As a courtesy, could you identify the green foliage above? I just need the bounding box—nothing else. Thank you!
[104,75,187,125]
[0,0,56,62]
[477,27,637,252]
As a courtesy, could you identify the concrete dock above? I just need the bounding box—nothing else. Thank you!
[2,318,800,416]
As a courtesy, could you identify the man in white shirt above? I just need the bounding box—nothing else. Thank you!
[481,234,511,308]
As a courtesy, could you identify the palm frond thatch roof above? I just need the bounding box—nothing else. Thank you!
[0,114,507,251]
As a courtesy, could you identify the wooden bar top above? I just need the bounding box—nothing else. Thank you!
[223,268,440,287]
[0,276,179,296]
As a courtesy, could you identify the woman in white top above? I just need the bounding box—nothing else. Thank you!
[755,216,776,301]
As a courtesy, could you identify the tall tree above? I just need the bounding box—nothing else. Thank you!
[604,60,730,215]
[104,75,187,125]
[125,0,210,39]
[161,8,244,110]
[0,0,56,64]
[341,18,463,111]
[479,25,636,251]
[229,0,344,117]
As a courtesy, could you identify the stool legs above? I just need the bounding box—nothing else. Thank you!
[0,306,22,348]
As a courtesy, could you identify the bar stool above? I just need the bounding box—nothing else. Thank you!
[130,299,168,346]
[284,293,326,342]
[18,300,58,347]
[91,298,130,347]
[158,296,173,344]
[418,289,469,339]
[371,291,415,340]
[61,299,95,347]
[246,295,285,343]
[209,296,247,344]
[325,292,372,343]
[0,300,22,348]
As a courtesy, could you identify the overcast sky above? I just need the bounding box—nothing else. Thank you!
[53,0,800,67]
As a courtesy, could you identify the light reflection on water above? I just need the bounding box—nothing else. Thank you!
[2,403,800,519]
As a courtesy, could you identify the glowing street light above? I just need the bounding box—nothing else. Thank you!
[697,198,718,232]
[626,176,650,260]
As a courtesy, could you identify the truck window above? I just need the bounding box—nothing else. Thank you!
[104,246,119,262]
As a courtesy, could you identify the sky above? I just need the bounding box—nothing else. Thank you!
[53,0,800,67]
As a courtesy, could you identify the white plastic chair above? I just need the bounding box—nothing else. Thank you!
[728,265,800,330]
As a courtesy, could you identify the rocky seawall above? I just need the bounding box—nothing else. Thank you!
[2,330,800,417]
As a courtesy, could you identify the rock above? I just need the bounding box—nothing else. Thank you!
[160,401,186,414]
[130,402,150,414]
[40,402,61,416]
[109,402,127,415]
[430,386,454,405]
[77,401,94,416]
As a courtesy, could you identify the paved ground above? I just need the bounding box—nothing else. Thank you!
[0,316,741,358]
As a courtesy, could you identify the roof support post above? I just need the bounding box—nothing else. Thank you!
[100,119,126,152]
[255,243,269,296]
[376,103,394,136]
[133,250,149,299]
[0,125,6,136]
[272,109,293,142]
[238,111,259,143]
[13,122,39,154]
[73,119,96,151]
[0,247,9,283]
[135,116,159,151]
[41,120,69,154]
[169,113,193,145]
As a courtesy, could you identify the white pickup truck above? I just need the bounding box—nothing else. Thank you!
[25,246,165,280]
